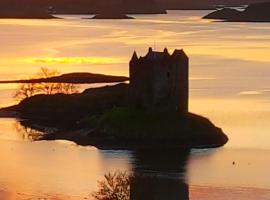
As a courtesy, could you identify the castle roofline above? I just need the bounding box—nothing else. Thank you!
[143,47,170,60]
[130,51,138,62]
[145,48,187,60]
[172,49,188,58]
[130,48,188,63]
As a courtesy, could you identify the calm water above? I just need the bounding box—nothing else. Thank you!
[0,10,270,199]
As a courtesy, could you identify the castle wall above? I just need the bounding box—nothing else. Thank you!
[152,60,172,107]
[129,49,189,113]
[130,59,155,108]
[172,54,189,113]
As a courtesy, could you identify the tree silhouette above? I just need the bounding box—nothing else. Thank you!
[14,67,78,100]
[92,171,130,200]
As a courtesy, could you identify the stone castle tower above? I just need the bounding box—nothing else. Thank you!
[129,48,189,113]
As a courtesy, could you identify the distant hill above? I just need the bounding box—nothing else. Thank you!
[0,72,129,84]
[0,0,166,15]
[0,1,56,18]
[0,0,267,18]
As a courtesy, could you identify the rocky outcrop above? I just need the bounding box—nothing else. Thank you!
[157,0,267,10]
[91,13,134,19]
[204,2,270,22]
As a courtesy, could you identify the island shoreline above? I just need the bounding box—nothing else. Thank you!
[0,83,228,150]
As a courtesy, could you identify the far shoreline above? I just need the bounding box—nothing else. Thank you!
[0,72,129,84]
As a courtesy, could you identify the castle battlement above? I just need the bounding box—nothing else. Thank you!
[129,48,189,113]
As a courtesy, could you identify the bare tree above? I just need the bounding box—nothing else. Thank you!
[14,67,78,100]
[58,82,78,94]
[36,67,61,95]
[14,83,38,100]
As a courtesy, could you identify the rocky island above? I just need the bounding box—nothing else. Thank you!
[0,48,228,149]
[204,1,270,22]
[89,6,134,19]
[91,14,134,19]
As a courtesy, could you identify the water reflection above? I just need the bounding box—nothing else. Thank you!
[13,120,192,200]
[15,120,191,200]
[0,118,45,142]
[1,117,270,199]
[93,149,190,200]
[14,120,44,141]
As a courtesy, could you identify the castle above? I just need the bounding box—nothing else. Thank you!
[129,47,189,113]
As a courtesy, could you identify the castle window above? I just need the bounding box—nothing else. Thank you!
[167,71,170,79]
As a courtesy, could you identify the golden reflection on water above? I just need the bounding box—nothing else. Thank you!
[0,118,270,199]
[0,119,131,199]
[188,148,270,189]
[189,185,270,200]
[190,98,270,149]
[0,10,270,79]
[0,10,270,199]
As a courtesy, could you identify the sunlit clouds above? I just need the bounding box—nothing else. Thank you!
[26,56,127,65]
[238,91,262,95]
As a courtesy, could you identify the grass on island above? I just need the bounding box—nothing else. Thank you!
[81,107,227,146]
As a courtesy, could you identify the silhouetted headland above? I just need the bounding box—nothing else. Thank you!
[0,6,56,19]
[0,72,129,84]
[0,48,228,149]
[204,2,270,22]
